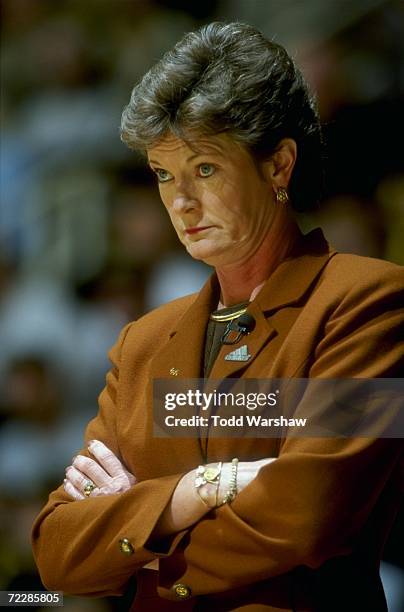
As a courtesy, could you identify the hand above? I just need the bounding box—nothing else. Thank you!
[198,458,276,507]
[63,440,136,500]
[148,457,278,543]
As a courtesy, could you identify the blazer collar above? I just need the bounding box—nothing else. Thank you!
[148,229,336,458]
[150,228,336,380]
[253,227,336,313]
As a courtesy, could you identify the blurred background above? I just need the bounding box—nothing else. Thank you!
[1,0,403,610]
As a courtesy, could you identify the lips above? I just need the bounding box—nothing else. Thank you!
[185,226,214,235]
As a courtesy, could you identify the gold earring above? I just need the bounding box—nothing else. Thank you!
[276,187,289,204]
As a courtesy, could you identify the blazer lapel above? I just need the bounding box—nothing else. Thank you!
[148,273,219,380]
[147,274,219,462]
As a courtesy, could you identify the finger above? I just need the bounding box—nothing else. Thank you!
[66,465,99,494]
[88,440,131,479]
[122,466,137,484]
[90,483,129,497]
[64,478,85,500]
[108,473,135,494]
[90,484,116,497]
[71,456,135,493]
[72,455,111,487]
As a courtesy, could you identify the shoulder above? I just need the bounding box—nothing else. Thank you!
[326,252,402,277]
[321,252,403,297]
[307,254,403,376]
[311,254,404,338]
[300,252,403,330]
[112,292,199,360]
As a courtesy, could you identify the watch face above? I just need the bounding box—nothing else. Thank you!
[204,466,220,482]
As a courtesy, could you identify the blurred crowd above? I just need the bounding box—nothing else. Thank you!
[1,0,403,610]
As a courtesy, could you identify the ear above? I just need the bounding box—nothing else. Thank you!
[261,138,297,190]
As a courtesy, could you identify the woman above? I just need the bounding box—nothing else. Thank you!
[32,22,403,611]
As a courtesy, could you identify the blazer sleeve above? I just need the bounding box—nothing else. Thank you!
[156,265,404,599]
[31,322,187,597]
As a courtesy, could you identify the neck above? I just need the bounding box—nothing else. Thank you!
[216,208,300,307]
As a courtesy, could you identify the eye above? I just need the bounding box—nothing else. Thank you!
[154,168,173,183]
[198,164,215,178]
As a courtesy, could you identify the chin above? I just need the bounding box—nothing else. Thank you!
[185,242,234,267]
[186,243,218,263]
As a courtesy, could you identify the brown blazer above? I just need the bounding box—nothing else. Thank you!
[32,229,404,611]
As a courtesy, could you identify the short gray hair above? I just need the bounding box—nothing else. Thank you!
[121,22,323,211]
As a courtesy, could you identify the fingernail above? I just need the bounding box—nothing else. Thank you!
[88,440,99,453]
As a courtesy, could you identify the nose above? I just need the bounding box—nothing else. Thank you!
[172,180,199,214]
[172,195,198,214]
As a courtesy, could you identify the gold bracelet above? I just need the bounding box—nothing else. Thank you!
[221,457,239,505]
[194,462,222,507]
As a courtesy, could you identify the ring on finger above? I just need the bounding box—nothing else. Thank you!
[83,480,96,497]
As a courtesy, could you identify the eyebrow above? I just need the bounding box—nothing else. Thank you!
[148,150,224,166]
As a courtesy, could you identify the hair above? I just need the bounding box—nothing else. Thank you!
[121,22,323,211]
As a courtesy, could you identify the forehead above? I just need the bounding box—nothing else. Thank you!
[147,132,245,163]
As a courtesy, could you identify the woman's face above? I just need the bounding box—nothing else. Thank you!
[147,133,276,267]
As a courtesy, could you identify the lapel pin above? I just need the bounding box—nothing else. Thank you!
[224,345,251,362]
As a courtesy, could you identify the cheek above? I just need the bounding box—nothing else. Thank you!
[163,206,186,243]
[200,182,235,218]
[166,209,182,235]
[158,185,170,207]
[158,189,175,218]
